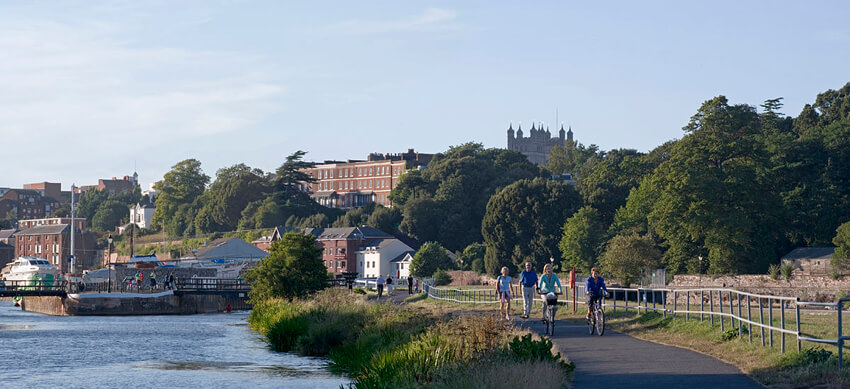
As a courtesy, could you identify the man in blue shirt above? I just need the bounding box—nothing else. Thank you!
[586,267,609,319]
[519,262,538,319]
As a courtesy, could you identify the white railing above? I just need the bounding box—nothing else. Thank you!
[425,284,849,367]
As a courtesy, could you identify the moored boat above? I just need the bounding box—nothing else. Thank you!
[0,257,61,287]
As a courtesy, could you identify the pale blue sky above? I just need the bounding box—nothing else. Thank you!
[2,1,849,189]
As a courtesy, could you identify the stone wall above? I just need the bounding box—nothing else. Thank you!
[669,274,850,302]
[20,292,244,316]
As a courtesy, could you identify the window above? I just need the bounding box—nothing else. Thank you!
[341,261,346,268]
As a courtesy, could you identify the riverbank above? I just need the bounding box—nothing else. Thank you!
[248,289,574,388]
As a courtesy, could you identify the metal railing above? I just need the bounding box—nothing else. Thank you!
[424,284,849,368]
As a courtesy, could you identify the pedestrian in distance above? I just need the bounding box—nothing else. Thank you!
[150,271,157,290]
[408,276,414,294]
[376,275,385,301]
[386,274,393,294]
[496,266,513,320]
[519,262,538,319]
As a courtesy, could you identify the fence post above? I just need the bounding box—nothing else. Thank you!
[700,290,705,322]
[768,298,774,348]
[653,289,657,311]
[710,290,715,326]
[759,298,765,347]
[729,291,735,328]
[838,301,843,369]
[795,300,801,352]
[613,289,617,313]
[673,290,677,318]
[686,291,690,321]
[781,300,786,353]
[663,290,667,318]
[747,296,753,343]
[738,293,743,341]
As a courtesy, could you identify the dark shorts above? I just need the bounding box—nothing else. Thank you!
[586,294,602,306]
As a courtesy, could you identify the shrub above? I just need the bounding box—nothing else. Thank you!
[721,327,748,341]
[780,263,794,281]
[433,269,453,286]
[352,286,366,295]
[768,264,781,280]
[507,333,574,371]
[779,348,835,369]
[471,258,485,274]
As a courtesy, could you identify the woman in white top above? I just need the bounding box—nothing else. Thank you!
[496,266,513,320]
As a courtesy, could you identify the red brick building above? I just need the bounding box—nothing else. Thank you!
[0,189,61,220]
[304,226,394,275]
[18,217,87,231]
[14,224,97,272]
[301,149,432,209]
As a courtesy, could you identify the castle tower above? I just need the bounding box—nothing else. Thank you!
[567,126,573,142]
[559,124,566,141]
[507,123,515,148]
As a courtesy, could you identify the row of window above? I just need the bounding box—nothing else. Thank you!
[18,244,61,254]
[325,261,346,268]
[316,165,402,180]
[316,178,394,192]
[323,247,345,255]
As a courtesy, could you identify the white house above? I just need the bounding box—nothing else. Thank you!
[129,203,156,229]
[357,238,415,279]
[390,251,414,279]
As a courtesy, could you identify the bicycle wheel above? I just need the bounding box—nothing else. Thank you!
[596,306,605,336]
[587,312,595,335]
[548,307,555,336]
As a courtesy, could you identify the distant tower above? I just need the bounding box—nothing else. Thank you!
[507,123,515,148]
[567,126,574,142]
[132,171,139,186]
[516,124,523,138]
[559,124,566,141]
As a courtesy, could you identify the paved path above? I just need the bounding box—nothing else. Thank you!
[519,317,763,388]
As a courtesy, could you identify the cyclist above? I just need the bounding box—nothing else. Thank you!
[585,267,609,320]
[537,263,562,322]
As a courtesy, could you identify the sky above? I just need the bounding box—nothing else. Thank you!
[2,0,849,190]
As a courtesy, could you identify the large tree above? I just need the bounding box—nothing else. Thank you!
[244,232,326,300]
[599,233,661,287]
[152,159,210,236]
[91,200,130,231]
[195,164,269,233]
[481,177,582,273]
[648,96,783,274]
[559,206,605,273]
[410,242,455,277]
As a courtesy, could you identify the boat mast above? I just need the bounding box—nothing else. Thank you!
[70,184,76,274]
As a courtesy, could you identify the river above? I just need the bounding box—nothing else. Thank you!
[0,301,349,388]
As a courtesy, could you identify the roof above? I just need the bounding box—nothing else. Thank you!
[16,224,69,236]
[359,239,396,250]
[390,251,415,263]
[304,226,393,240]
[191,237,269,260]
[781,247,835,261]
[0,229,16,239]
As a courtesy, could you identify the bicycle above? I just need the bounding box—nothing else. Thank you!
[587,293,606,336]
[540,292,560,336]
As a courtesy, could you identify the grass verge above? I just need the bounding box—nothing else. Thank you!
[249,289,574,388]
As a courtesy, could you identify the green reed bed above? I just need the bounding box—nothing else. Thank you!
[249,289,573,388]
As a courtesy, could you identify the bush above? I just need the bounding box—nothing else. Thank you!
[780,348,835,369]
[768,264,781,280]
[780,263,794,281]
[352,286,366,295]
[433,269,453,286]
[507,333,574,371]
[471,258,485,274]
[721,327,748,341]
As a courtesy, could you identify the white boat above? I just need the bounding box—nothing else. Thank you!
[0,257,61,286]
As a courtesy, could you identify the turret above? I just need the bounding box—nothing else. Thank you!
[507,123,515,147]
[516,124,523,138]
[559,124,566,141]
[567,126,574,142]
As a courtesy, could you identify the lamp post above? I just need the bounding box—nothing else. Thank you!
[107,234,113,293]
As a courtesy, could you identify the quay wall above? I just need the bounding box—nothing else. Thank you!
[20,292,249,316]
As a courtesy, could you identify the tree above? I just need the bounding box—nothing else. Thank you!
[244,232,326,300]
[91,200,130,231]
[559,206,605,273]
[77,189,108,223]
[410,242,455,277]
[275,150,316,190]
[458,243,486,271]
[366,206,402,236]
[834,221,850,260]
[195,164,269,233]
[599,233,661,287]
[648,96,783,274]
[481,177,583,273]
[50,203,71,218]
[152,159,210,236]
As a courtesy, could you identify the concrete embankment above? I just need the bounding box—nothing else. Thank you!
[21,291,250,316]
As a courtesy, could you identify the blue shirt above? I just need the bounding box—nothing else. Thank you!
[519,270,538,287]
[497,275,512,291]
[586,276,608,296]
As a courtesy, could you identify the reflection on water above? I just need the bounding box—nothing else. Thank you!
[0,302,348,388]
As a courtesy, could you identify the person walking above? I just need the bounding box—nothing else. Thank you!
[496,266,513,320]
[519,262,538,319]
[408,276,414,294]
[386,274,393,294]
[138,272,145,292]
[150,271,157,290]
[376,275,386,301]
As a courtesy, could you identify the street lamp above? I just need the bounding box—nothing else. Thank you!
[107,234,113,293]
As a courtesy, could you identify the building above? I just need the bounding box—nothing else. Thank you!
[75,173,139,195]
[0,229,16,245]
[251,226,297,251]
[182,237,269,262]
[507,123,573,165]
[23,182,71,204]
[390,251,414,279]
[304,226,395,275]
[14,224,97,272]
[0,189,61,220]
[301,149,432,209]
[129,203,156,229]
[356,238,415,279]
[18,217,87,231]
[0,229,16,267]
[781,247,835,276]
